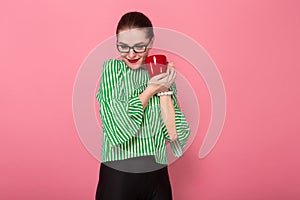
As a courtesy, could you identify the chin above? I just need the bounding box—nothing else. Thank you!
[125,60,144,70]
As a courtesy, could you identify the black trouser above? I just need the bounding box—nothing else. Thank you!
[95,156,173,200]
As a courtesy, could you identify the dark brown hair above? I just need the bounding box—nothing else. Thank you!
[116,11,154,39]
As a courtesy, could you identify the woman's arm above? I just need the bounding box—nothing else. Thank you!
[159,95,178,141]
[160,82,190,158]
[97,59,147,147]
[138,85,157,110]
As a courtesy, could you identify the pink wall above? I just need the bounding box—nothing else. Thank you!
[1,0,300,199]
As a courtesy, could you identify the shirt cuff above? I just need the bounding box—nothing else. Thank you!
[127,95,144,124]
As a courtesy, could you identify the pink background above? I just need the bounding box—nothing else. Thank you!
[1,0,300,199]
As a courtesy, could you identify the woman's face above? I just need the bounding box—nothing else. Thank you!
[117,28,153,70]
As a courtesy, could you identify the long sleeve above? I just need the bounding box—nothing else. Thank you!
[96,59,144,147]
[162,82,190,157]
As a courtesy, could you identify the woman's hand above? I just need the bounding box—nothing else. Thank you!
[147,62,176,94]
[169,132,178,141]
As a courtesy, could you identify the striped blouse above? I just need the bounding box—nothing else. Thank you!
[96,59,190,164]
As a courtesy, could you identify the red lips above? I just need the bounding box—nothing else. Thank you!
[127,58,140,63]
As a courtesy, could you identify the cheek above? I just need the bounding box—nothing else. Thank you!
[120,55,128,63]
[120,54,127,59]
[140,52,149,61]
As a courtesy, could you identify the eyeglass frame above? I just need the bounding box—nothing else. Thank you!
[116,37,153,53]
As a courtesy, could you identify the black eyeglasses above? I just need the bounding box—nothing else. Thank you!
[116,38,152,53]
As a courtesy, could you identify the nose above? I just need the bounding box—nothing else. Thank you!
[128,49,136,58]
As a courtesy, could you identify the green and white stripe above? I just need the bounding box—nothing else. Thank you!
[96,59,190,164]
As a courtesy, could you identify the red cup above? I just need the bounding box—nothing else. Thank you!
[145,54,167,78]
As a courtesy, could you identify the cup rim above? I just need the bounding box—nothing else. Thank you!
[145,54,167,64]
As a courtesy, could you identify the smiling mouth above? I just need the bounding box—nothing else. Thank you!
[127,58,140,63]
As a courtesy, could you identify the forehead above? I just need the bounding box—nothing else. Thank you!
[117,28,149,45]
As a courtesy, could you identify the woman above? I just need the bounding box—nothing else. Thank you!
[95,11,190,200]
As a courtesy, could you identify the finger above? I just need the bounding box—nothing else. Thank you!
[166,66,174,76]
[158,76,168,86]
[168,68,176,81]
[167,62,175,68]
[166,67,174,75]
[150,72,168,80]
[149,76,168,86]
[172,68,177,79]
[165,66,170,74]
[168,66,176,73]
[169,75,176,88]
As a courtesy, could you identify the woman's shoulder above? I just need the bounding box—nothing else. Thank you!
[102,59,126,72]
[101,59,127,85]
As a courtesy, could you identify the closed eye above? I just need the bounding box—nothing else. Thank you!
[119,45,129,48]
[135,45,145,48]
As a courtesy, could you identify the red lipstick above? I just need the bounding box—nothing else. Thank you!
[127,58,140,63]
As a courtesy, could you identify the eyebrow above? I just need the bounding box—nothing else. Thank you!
[118,42,146,45]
